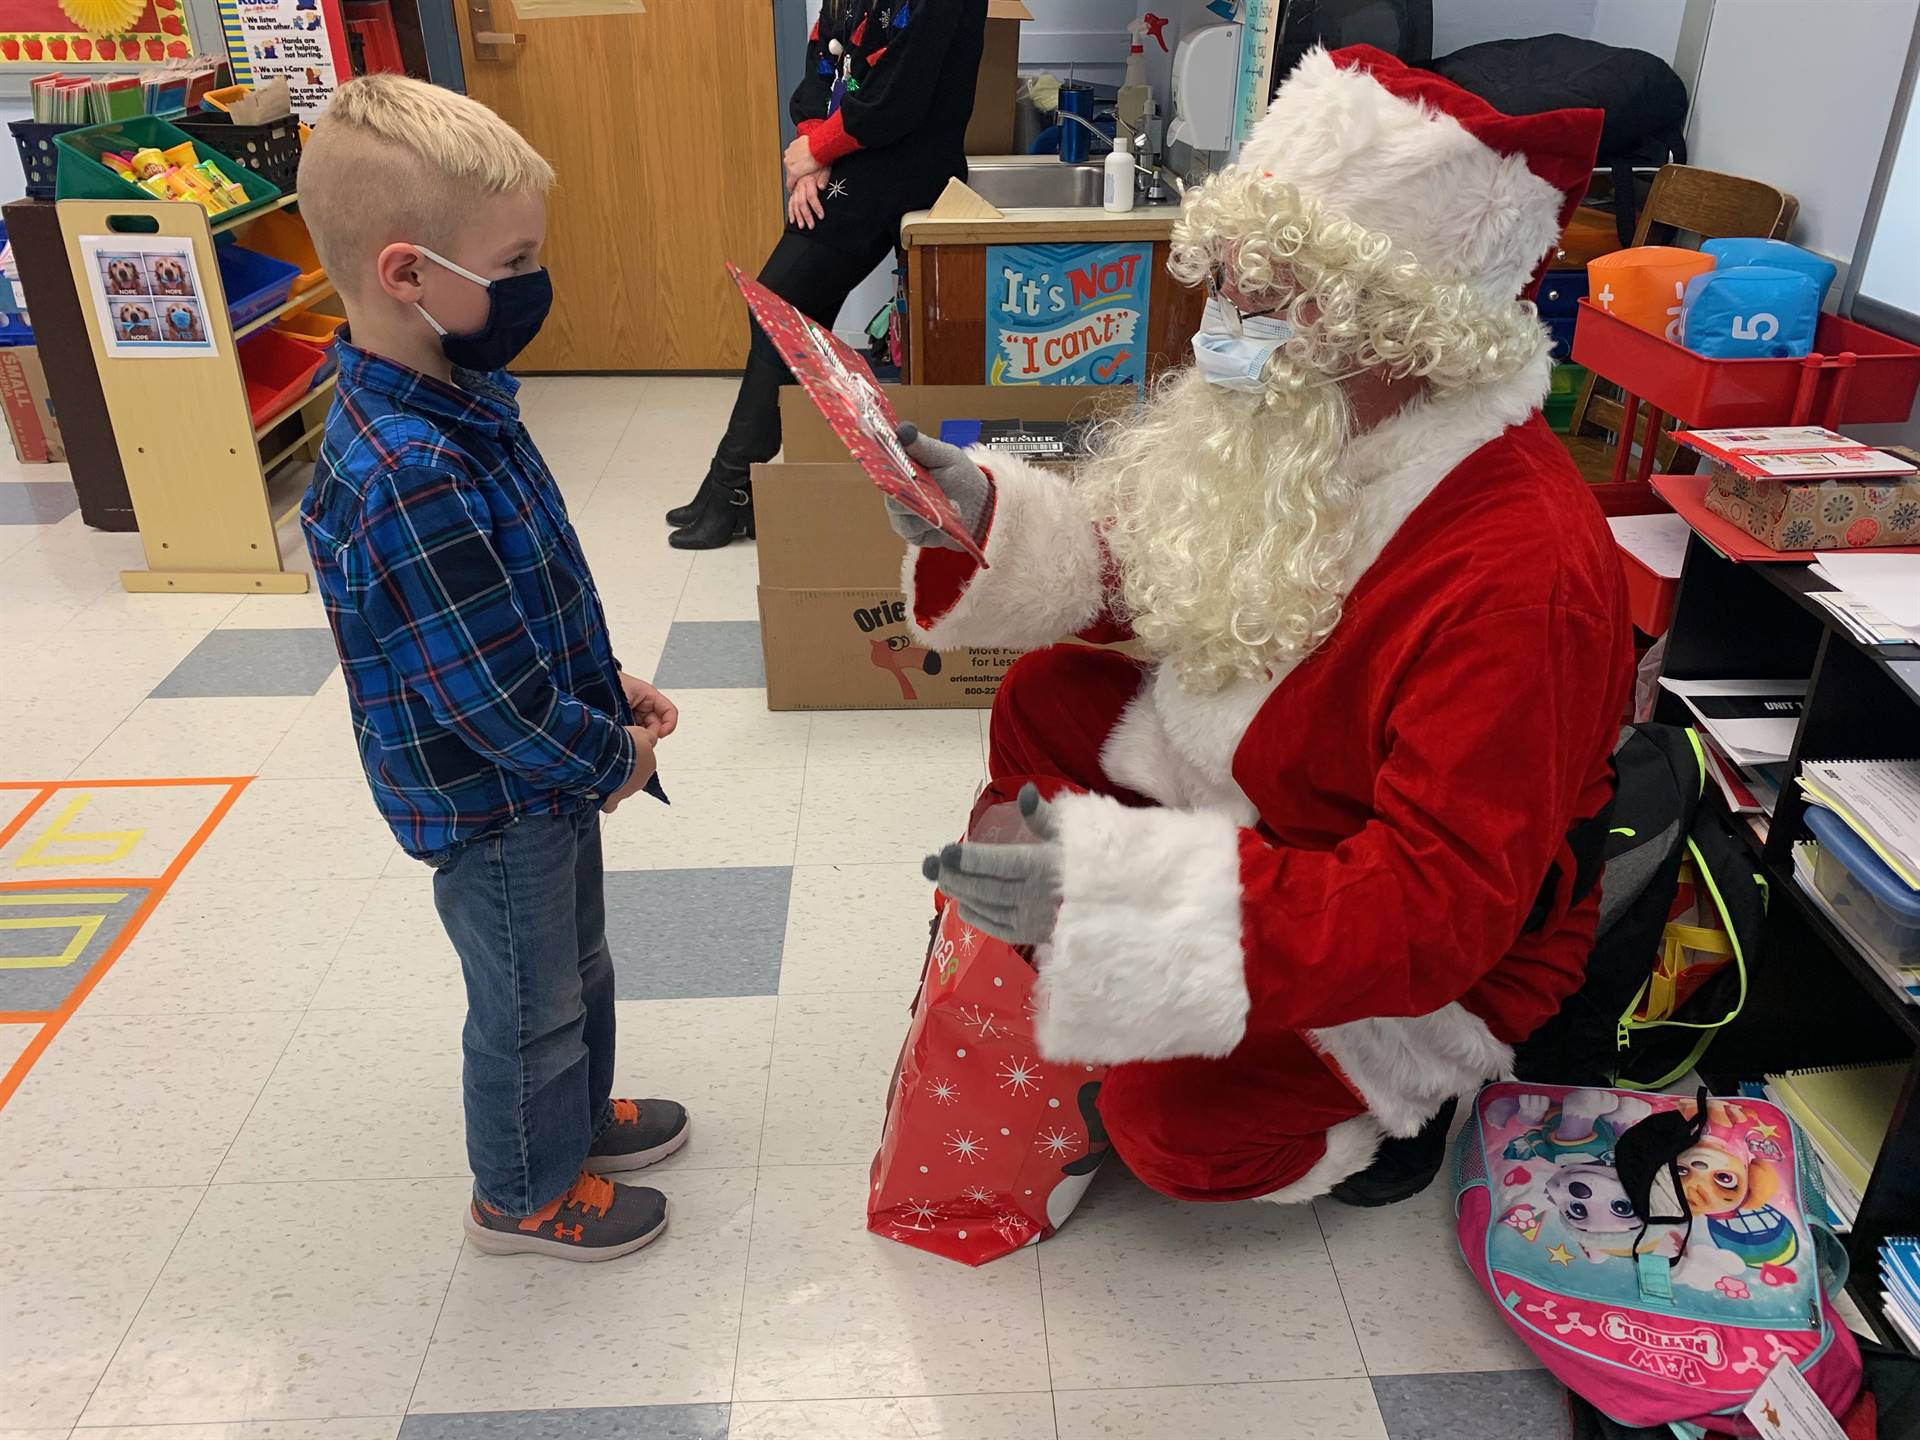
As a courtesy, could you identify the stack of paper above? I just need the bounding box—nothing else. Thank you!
[1659,677,1807,767]
[1798,759,1920,890]
[1813,553,1920,648]
[1676,426,1920,480]
[1881,1237,1920,1354]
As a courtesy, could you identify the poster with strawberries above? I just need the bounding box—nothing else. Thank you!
[2,0,191,65]
[728,262,990,565]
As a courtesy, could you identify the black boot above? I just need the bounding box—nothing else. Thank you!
[668,479,753,550]
[1328,1097,1457,1208]
[665,485,707,529]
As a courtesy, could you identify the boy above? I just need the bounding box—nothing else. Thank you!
[298,75,687,1261]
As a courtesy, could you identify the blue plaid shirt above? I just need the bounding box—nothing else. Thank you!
[302,340,636,857]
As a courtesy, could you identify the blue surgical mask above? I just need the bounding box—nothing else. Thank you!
[413,244,553,373]
[1191,294,1293,392]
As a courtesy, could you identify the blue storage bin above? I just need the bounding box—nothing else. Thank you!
[1702,237,1837,306]
[1804,805,1920,966]
[1680,265,1822,359]
[215,242,301,329]
[1537,269,1587,361]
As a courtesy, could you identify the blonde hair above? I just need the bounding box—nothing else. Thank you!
[297,74,554,298]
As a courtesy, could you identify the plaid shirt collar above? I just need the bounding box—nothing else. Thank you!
[333,333,522,437]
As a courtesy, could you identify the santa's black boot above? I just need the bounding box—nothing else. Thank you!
[1328,1098,1456,1208]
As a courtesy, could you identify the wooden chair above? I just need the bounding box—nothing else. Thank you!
[1565,164,1800,485]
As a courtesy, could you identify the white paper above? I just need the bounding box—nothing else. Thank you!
[1685,426,1850,452]
[1608,513,1692,580]
[1742,1355,1849,1440]
[1812,551,1920,626]
[1658,677,1809,764]
[1801,758,1920,880]
[78,236,218,361]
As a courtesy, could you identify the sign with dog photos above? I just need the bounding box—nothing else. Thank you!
[79,236,217,360]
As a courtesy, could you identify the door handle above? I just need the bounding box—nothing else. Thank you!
[475,30,523,46]
[468,0,523,57]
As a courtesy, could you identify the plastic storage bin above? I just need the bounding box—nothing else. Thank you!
[9,119,78,201]
[274,308,345,347]
[175,112,301,193]
[1573,300,1920,429]
[53,116,282,220]
[216,243,302,329]
[242,208,326,295]
[240,329,326,429]
[1545,361,1587,433]
[1804,805,1920,968]
[1537,269,1588,362]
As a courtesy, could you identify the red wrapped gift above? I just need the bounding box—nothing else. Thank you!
[868,802,1110,1266]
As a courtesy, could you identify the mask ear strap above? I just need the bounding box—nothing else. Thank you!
[411,243,493,290]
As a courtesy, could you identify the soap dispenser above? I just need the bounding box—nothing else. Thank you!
[1105,135,1136,212]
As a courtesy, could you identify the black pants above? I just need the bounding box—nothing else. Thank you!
[703,228,898,491]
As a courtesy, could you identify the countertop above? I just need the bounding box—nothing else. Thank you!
[900,205,1182,246]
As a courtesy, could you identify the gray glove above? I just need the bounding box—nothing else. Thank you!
[923,784,1063,944]
[888,422,993,551]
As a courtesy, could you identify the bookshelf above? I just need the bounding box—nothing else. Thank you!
[1654,532,1920,1348]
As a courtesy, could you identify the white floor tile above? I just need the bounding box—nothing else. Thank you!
[778,864,936,998]
[805,708,986,770]
[1054,1379,1389,1440]
[1314,1183,1542,1374]
[258,677,366,780]
[188,778,397,882]
[0,1011,300,1191]
[617,996,776,1172]
[74,1422,402,1440]
[797,764,984,866]
[599,768,803,871]
[653,688,810,772]
[408,1168,755,1413]
[308,875,463,1011]
[0,698,133,780]
[674,542,765,623]
[0,1187,198,1429]
[730,1393,1058,1440]
[1038,1177,1365,1390]
[217,590,330,630]
[83,1178,468,1426]
[734,1164,1050,1402]
[761,991,910,1167]
[0,630,205,713]
[63,587,242,633]
[0,1021,41,1074]
[70,697,311,780]
[216,1006,467,1185]
[82,877,370,1016]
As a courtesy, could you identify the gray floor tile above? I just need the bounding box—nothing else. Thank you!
[0,886,152,1012]
[1371,1371,1570,1440]
[150,628,340,699]
[0,480,78,525]
[605,866,790,999]
[399,1406,728,1439]
[653,622,765,689]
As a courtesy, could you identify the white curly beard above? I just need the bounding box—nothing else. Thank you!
[1078,365,1361,695]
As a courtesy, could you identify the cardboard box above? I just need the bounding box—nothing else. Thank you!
[1703,458,1920,551]
[758,383,1130,711]
[0,345,65,464]
[966,0,1031,158]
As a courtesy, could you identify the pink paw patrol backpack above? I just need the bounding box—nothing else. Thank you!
[1453,1082,1862,1435]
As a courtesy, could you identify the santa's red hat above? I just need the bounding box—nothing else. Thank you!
[1234,45,1602,303]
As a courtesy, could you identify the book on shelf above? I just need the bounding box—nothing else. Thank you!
[1791,844,1920,1004]
[1658,677,1808,767]
[1700,731,1784,817]
[1738,1080,1854,1231]
[1797,759,1920,890]
[1882,1238,1920,1355]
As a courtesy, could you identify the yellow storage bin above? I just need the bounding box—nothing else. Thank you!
[244,207,326,295]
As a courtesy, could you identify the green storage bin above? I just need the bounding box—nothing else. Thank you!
[1546,361,1588,434]
[54,115,281,221]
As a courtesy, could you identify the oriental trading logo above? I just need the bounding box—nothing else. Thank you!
[853,600,941,701]
[1600,1312,1726,1385]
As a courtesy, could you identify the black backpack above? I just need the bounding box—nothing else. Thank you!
[1516,724,1768,1091]
[1430,33,1690,246]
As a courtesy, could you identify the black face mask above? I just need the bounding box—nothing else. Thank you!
[413,244,553,373]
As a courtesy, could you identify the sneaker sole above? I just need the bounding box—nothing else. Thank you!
[583,1115,692,1176]
[464,1200,670,1263]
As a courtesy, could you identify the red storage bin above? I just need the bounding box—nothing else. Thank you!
[1572,299,1920,429]
[241,330,326,429]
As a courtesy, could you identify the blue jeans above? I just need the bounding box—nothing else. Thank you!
[428,807,614,1215]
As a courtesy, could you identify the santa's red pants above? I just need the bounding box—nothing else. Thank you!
[979,645,1370,1203]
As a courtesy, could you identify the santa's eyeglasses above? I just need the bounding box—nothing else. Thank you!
[1207,265,1283,335]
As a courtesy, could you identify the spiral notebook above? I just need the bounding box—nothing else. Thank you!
[1765,1062,1906,1190]
[1796,758,1920,889]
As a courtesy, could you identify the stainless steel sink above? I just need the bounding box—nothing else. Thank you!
[961,159,1109,208]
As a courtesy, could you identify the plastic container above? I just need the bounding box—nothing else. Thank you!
[239,329,325,429]
[9,119,78,201]
[1572,299,1920,429]
[175,112,301,193]
[1537,269,1589,362]
[242,207,326,295]
[274,308,345,347]
[1804,805,1920,967]
[1616,534,1681,637]
[1544,361,1587,433]
[216,243,302,329]
[53,115,282,220]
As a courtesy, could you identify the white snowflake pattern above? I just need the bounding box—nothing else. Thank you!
[944,1130,987,1164]
[961,1184,996,1206]
[957,1004,1003,1040]
[997,1056,1042,1096]
[899,1198,941,1229]
[926,1076,959,1105]
[1036,1126,1080,1160]
[825,177,850,201]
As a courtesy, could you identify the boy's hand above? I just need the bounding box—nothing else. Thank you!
[600,726,658,814]
[619,672,679,739]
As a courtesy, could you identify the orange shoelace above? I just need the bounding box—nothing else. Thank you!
[562,1171,614,1218]
[610,1098,640,1125]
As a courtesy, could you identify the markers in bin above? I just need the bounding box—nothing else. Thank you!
[99,143,250,215]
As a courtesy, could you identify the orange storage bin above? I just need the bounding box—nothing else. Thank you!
[243,207,326,295]
[274,308,345,346]
[1586,246,1715,343]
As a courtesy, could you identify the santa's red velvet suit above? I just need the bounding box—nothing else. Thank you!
[905,48,1635,1205]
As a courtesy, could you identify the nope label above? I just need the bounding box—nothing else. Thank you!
[987,242,1151,387]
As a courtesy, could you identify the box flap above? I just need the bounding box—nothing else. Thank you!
[754,462,905,590]
[986,0,1032,20]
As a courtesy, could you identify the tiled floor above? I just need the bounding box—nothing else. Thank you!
[0,378,1562,1440]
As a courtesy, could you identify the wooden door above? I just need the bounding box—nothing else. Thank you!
[454,0,784,371]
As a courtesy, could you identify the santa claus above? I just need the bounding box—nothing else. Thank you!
[903,46,1634,1206]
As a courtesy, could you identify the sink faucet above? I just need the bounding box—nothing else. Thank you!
[1055,110,1180,201]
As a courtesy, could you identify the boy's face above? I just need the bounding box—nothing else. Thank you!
[404,189,547,337]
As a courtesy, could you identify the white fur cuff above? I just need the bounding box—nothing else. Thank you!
[904,449,1106,650]
[1036,793,1250,1066]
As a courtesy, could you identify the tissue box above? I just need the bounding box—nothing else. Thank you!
[1703,461,1920,551]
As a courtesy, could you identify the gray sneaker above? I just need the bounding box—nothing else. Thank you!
[586,1097,690,1174]
[465,1170,669,1262]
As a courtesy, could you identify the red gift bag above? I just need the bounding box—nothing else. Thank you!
[868,804,1111,1266]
